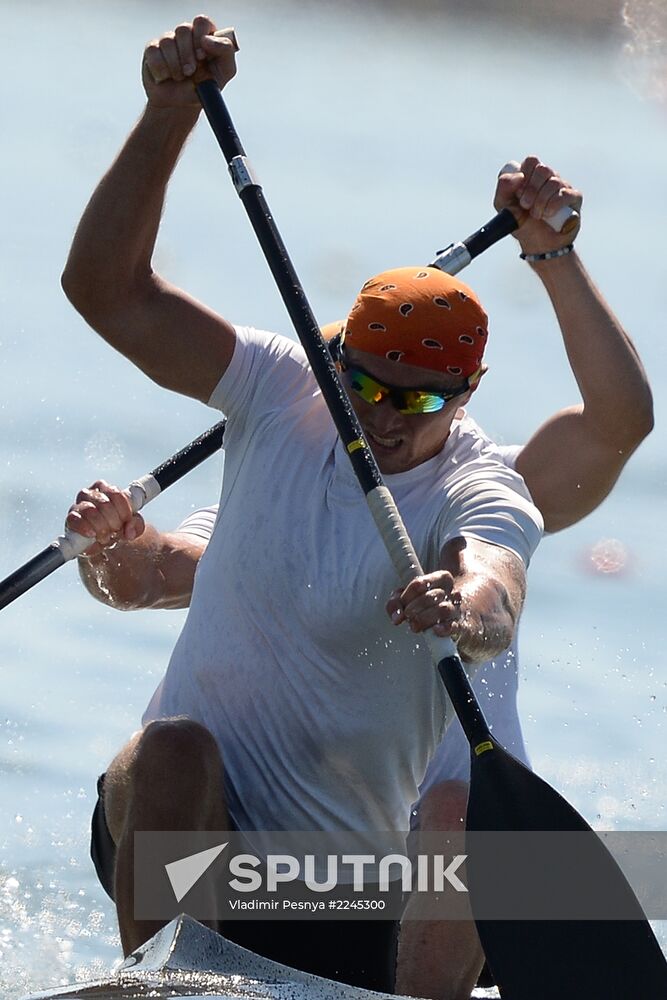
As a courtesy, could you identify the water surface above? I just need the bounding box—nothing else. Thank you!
[1,1,666,992]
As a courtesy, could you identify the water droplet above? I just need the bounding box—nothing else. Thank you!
[83,431,124,471]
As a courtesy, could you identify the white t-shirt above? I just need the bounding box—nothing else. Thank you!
[143,326,543,834]
[173,445,530,801]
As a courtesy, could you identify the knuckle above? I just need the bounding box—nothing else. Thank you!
[159,36,176,57]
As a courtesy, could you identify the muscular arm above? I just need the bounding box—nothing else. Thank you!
[65,480,208,609]
[78,525,204,610]
[61,19,238,402]
[495,158,653,533]
[442,537,525,663]
[515,254,653,532]
[387,537,526,665]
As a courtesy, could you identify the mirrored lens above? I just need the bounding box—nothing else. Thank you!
[398,391,446,414]
[348,369,446,414]
[349,370,388,405]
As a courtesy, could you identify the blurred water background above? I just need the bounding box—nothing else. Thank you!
[1,0,666,993]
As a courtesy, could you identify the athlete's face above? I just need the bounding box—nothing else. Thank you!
[341,347,474,475]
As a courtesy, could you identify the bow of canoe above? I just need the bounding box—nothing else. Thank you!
[23,914,499,999]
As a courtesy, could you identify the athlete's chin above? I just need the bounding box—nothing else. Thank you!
[374,448,414,475]
[364,428,420,474]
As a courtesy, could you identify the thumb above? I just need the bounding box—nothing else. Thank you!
[121,513,146,543]
[200,30,238,72]
[494,171,524,213]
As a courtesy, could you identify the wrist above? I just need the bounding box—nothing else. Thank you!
[452,600,513,665]
[520,244,575,264]
[78,547,108,565]
[526,247,582,285]
[142,102,202,128]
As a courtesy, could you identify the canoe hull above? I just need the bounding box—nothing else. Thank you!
[23,914,498,999]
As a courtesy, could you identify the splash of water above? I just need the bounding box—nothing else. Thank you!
[83,432,125,473]
[622,0,667,102]
[0,866,119,998]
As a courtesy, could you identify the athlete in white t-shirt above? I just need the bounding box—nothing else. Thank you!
[61,16,653,997]
[142,324,541,836]
[67,258,545,981]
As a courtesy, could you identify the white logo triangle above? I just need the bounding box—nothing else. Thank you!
[165,842,228,903]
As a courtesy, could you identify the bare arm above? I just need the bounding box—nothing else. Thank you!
[495,158,654,533]
[61,17,239,403]
[386,537,526,665]
[65,481,204,609]
[515,256,653,531]
[79,526,204,610]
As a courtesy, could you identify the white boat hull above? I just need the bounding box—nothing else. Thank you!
[23,914,498,999]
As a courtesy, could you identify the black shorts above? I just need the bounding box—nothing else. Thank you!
[90,773,399,992]
[90,773,117,902]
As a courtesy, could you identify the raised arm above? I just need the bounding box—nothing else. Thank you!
[495,157,654,532]
[386,537,526,665]
[66,481,205,609]
[61,17,239,403]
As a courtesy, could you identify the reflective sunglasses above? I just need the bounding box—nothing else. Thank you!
[340,352,477,415]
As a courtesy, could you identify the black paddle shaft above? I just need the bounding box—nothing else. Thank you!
[465,208,518,256]
[151,420,226,490]
[197,81,382,497]
[196,81,667,997]
[430,208,519,276]
[437,653,494,749]
[196,78,502,722]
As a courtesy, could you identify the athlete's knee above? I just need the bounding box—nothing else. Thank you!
[418,779,470,831]
[132,717,222,790]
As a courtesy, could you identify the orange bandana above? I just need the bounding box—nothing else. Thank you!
[343,267,488,378]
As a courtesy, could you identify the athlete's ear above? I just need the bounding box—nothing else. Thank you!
[325,330,344,372]
[468,365,488,395]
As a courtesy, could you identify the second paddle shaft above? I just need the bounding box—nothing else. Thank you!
[432,167,578,275]
[0,421,226,611]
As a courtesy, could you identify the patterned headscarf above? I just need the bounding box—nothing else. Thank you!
[342,267,488,378]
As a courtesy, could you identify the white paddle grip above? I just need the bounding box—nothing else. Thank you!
[127,473,161,510]
[367,486,458,664]
[54,473,162,564]
[368,486,422,583]
[498,160,579,234]
[54,528,100,562]
[213,26,239,51]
